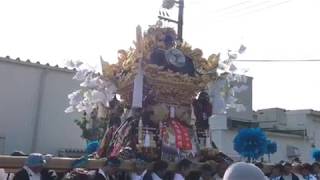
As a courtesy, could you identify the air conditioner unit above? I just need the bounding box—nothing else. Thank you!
[287,145,301,158]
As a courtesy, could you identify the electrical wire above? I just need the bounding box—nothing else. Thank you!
[235,59,320,62]
[231,0,293,17]
[215,1,252,13]
[187,0,293,19]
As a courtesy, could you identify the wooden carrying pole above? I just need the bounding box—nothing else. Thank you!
[0,155,106,173]
[0,156,170,173]
[0,155,208,173]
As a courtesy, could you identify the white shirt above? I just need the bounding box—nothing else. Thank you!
[6,174,14,180]
[304,175,317,180]
[23,166,41,180]
[270,176,281,180]
[151,172,162,180]
[0,169,7,180]
[130,170,147,180]
[98,169,109,180]
[283,173,297,180]
[173,173,185,180]
[294,173,305,180]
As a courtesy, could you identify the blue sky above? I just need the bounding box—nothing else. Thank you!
[0,0,319,110]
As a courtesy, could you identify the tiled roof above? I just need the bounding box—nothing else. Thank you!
[0,55,76,73]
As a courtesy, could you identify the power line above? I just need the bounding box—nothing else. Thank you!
[215,1,251,13]
[235,59,320,62]
[192,0,293,20]
[186,1,267,17]
[232,0,293,17]
[214,0,292,19]
[216,1,271,15]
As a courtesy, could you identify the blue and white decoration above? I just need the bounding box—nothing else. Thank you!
[312,149,320,162]
[266,140,277,155]
[233,128,268,161]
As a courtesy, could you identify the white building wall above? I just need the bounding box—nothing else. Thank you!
[212,128,312,163]
[35,70,85,154]
[284,111,320,151]
[258,109,320,160]
[285,111,307,129]
[0,61,40,154]
[210,115,314,163]
[266,132,311,163]
[215,130,240,160]
[310,118,320,148]
[304,115,320,148]
[0,57,85,155]
[257,108,287,128]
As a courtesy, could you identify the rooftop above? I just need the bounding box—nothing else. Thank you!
[0,56,76,73]
[256,108,320,116]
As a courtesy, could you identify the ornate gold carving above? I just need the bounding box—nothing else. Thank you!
[102,25,219,106]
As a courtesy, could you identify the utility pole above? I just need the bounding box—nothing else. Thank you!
[177,0,184,42]
[158,0,184,42]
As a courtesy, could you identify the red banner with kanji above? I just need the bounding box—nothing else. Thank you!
[171,120,192,150]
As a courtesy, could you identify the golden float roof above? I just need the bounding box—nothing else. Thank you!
[101,24,219,105]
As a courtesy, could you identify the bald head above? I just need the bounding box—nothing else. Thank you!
[223,162,266,180]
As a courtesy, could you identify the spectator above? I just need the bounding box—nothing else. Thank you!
[255,162,270,179]
[130,154,152,180]
[1,168,7,180]
[174,159,193,180]
[280,162,299,180]
[270,164,282,180]
[13,153,56,180]
[199,163,215,180]
[163,171,175,180]
[223,162,266,180]
[291,162,304,180]
[6,151,27,180]
[301,163,317,180]
[92,157,121,180]
[151,160,169,180]
[311,163,320,179]
[185,171,201,180]
[214,162,228,180]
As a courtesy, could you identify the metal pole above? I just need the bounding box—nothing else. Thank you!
[177,0,184,42]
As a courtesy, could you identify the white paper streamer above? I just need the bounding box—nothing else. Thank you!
[132,62,143,108]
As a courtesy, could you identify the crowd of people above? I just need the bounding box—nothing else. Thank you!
[257,161,320,180]
[2,152,320,180]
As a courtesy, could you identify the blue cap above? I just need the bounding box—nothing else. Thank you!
[85,141,100,154]
[25,153,46,167]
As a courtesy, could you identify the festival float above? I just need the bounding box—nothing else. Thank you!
[96,24,219,161]
[0,0,248,171]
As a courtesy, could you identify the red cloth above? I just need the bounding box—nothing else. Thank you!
[171,120,192,150]
[110,143,122,157]
[97,126,116,157]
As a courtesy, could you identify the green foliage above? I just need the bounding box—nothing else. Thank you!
[73,96,124,142]
[74,113,107,142]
